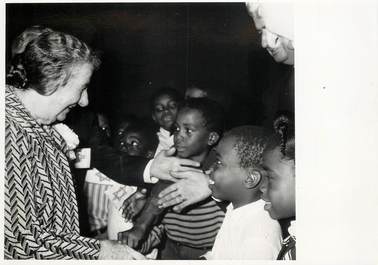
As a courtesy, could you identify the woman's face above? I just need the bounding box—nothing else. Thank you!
[44,63,92,124]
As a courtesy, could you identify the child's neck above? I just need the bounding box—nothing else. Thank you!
[184,150,210,165]
[231,191,261,209]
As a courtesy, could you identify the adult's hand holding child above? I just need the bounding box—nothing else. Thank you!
[157,169,212,212]
[150,147,200,182]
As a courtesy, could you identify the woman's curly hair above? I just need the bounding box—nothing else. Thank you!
[7,28,100,95]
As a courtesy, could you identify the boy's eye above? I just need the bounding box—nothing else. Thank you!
[155,106,164,112]
[168,103,177,110]
[131,141,139,147]
[186,128,193,134]
[173,126,180,133]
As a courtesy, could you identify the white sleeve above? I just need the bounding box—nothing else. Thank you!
[143,159,159,183]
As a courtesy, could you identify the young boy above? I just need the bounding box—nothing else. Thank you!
[150,87,182,155]
[205,125,282,259]
[260,115,295,260]
[118,98,226,259]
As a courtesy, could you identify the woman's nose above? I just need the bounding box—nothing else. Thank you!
[78,89,89,107]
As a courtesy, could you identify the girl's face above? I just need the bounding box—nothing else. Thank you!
[152,94,178,131]
[260,147,295,220]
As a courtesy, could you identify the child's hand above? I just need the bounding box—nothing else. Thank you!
[121,188,148,222]
[118,225,146,249]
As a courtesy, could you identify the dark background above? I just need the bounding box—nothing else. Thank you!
[6,2,294,129]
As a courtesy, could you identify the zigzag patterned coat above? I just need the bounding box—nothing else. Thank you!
[4,85,100,259]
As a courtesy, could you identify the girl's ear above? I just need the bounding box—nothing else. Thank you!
[208,132,220,146]
[243,169,262,189]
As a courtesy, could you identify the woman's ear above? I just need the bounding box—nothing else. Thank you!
[243,169,262,189]
[208,132,220,146]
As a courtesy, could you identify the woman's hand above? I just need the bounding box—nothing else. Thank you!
[121,188,148,222]
[150,147,200,182]
[157,169,212,212]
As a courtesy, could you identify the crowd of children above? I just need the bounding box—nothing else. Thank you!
[71,86,296,260]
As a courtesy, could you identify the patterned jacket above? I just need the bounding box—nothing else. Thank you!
[4,85,100,259]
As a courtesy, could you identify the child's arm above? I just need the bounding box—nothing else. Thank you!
[138,225,165,254]
[118,181,171,249]
[122,187,148,222]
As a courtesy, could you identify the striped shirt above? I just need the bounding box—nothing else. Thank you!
[162,197,225,249]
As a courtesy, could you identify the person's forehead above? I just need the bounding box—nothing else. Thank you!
[155,94,176,104]
[217,136,237,156]
[177,108,205,124]
[258,2,293,41]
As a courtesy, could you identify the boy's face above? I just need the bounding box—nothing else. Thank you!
[118,131,148,157]
[208,135,246,202]
[152,94,178,131]
[173,108,211,160]
[260,147,295,220]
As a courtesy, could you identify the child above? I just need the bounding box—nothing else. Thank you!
[260,115,295,260]
[83,118,157,239]
[119,98,226,260]
[150,87,182,155]
[106,120,158,239]
[205,126,282,259]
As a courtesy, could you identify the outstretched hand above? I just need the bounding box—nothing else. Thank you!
[121,188,148,222]
[150,147,201,182]
[157,169,212,212]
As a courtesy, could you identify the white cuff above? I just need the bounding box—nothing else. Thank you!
[143,159,159,183]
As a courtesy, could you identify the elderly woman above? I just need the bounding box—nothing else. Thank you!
[5,28,134,259]
[5,27,200,259]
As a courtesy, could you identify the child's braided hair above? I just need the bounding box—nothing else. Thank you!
[268,114,295,160]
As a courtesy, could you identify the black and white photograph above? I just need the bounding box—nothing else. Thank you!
[2,0,378,263]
